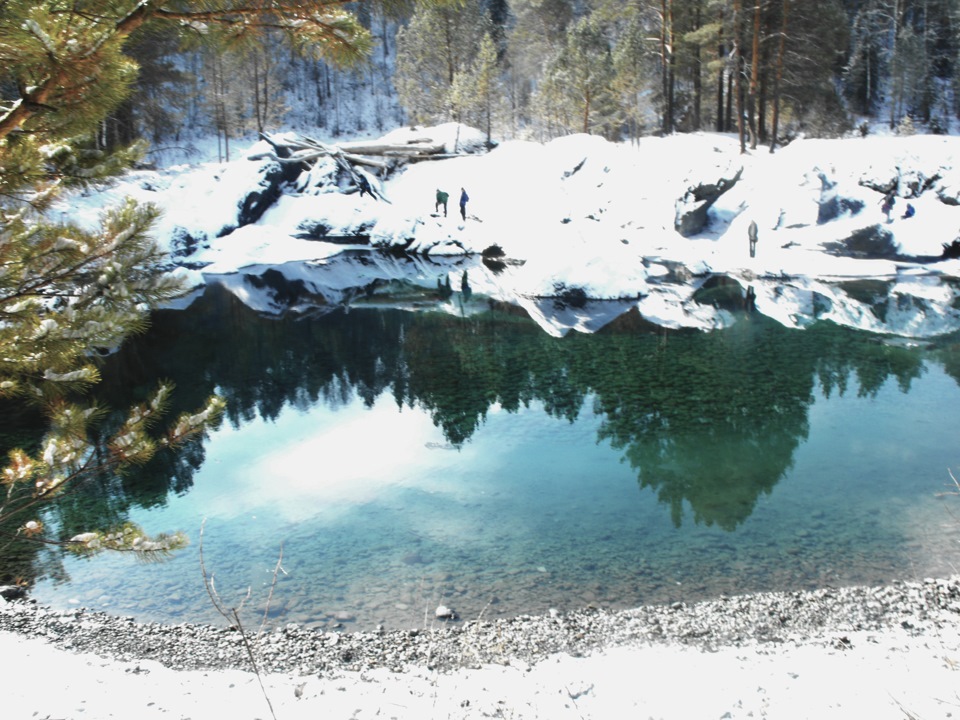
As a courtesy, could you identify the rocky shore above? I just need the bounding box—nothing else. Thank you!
[2,576,958,676]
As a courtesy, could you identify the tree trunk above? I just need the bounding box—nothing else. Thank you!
[757,66,767,144]
[716,17,725,131]
[667,0,676,133]
[253,52,264,134]
[692,0,702,130]
[889,0,902,128]
[726,72,734,131]
[734,0,746,153]
[583,88,591,134]
[748,0,762,150]
[769,0,789,153]
[660,0,672,133]
[381,12,390,58]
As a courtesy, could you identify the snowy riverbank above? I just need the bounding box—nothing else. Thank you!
[60,124,960,338]
[3,576,958,719]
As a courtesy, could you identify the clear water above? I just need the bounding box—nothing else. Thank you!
[17,284,960,632]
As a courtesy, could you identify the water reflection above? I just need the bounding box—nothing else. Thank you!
[82,283,935,535]
[197,252,960,337]
[6,277,960,629]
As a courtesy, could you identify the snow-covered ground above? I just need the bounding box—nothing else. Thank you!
[4,619,959,719]
[60,124,960,337]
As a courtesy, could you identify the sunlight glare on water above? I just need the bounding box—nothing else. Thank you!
[195,398,457,522]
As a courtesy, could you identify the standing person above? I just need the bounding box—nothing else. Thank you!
[357,173,373,199]
[881,192,895,223]
[459,187,469,221]
[748,220,759,258]
[436,189,449,217]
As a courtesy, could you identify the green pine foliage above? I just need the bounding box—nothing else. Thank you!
[0,1,378,566]
[395,0,493,124]
[535,15,617,137]
[450,33,503,143]
[391,0,960,142]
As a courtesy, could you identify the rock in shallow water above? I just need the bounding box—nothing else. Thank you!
[434,605,458,620]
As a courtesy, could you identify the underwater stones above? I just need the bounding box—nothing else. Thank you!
[243,268,316,310]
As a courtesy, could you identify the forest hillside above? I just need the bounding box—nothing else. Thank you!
[111,0,960,162]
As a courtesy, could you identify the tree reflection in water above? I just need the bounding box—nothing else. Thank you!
[95,284,934,531]
[2,277,950,585]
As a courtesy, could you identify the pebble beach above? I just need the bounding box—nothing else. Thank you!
[2,576,959,718]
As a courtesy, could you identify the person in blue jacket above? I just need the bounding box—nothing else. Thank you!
[459,187,469,221]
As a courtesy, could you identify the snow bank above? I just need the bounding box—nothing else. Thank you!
[57,125,960,337]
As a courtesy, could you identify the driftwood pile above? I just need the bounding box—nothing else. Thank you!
[247,130,471,203]
[250,131,463,199]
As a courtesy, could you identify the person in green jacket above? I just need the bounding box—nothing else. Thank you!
[435,189,449,216]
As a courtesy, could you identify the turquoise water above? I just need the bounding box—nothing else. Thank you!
[17,285,960,631]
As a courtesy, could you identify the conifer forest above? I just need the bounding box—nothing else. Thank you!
[87,0,960,156]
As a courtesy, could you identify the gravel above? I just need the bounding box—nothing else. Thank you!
[1,576,958,676]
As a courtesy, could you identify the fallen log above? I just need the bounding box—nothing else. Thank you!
[251,130,463,202]
[258,131,448,163]
[338,140,447,156]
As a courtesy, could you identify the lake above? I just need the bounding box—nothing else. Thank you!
[12,279,960,632]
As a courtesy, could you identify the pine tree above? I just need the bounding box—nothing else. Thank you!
[0,0,377,566]
[505,0,574,134]
[612,10,653,143]
[450,33,503,143]
[395,1,491,124]
[889,24,927,123]
[535,15,616,136]
[778,0,850,136]
[103,23,190,149]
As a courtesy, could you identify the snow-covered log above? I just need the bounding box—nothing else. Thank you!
[338,139,447,156]
[254,132,450,167]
